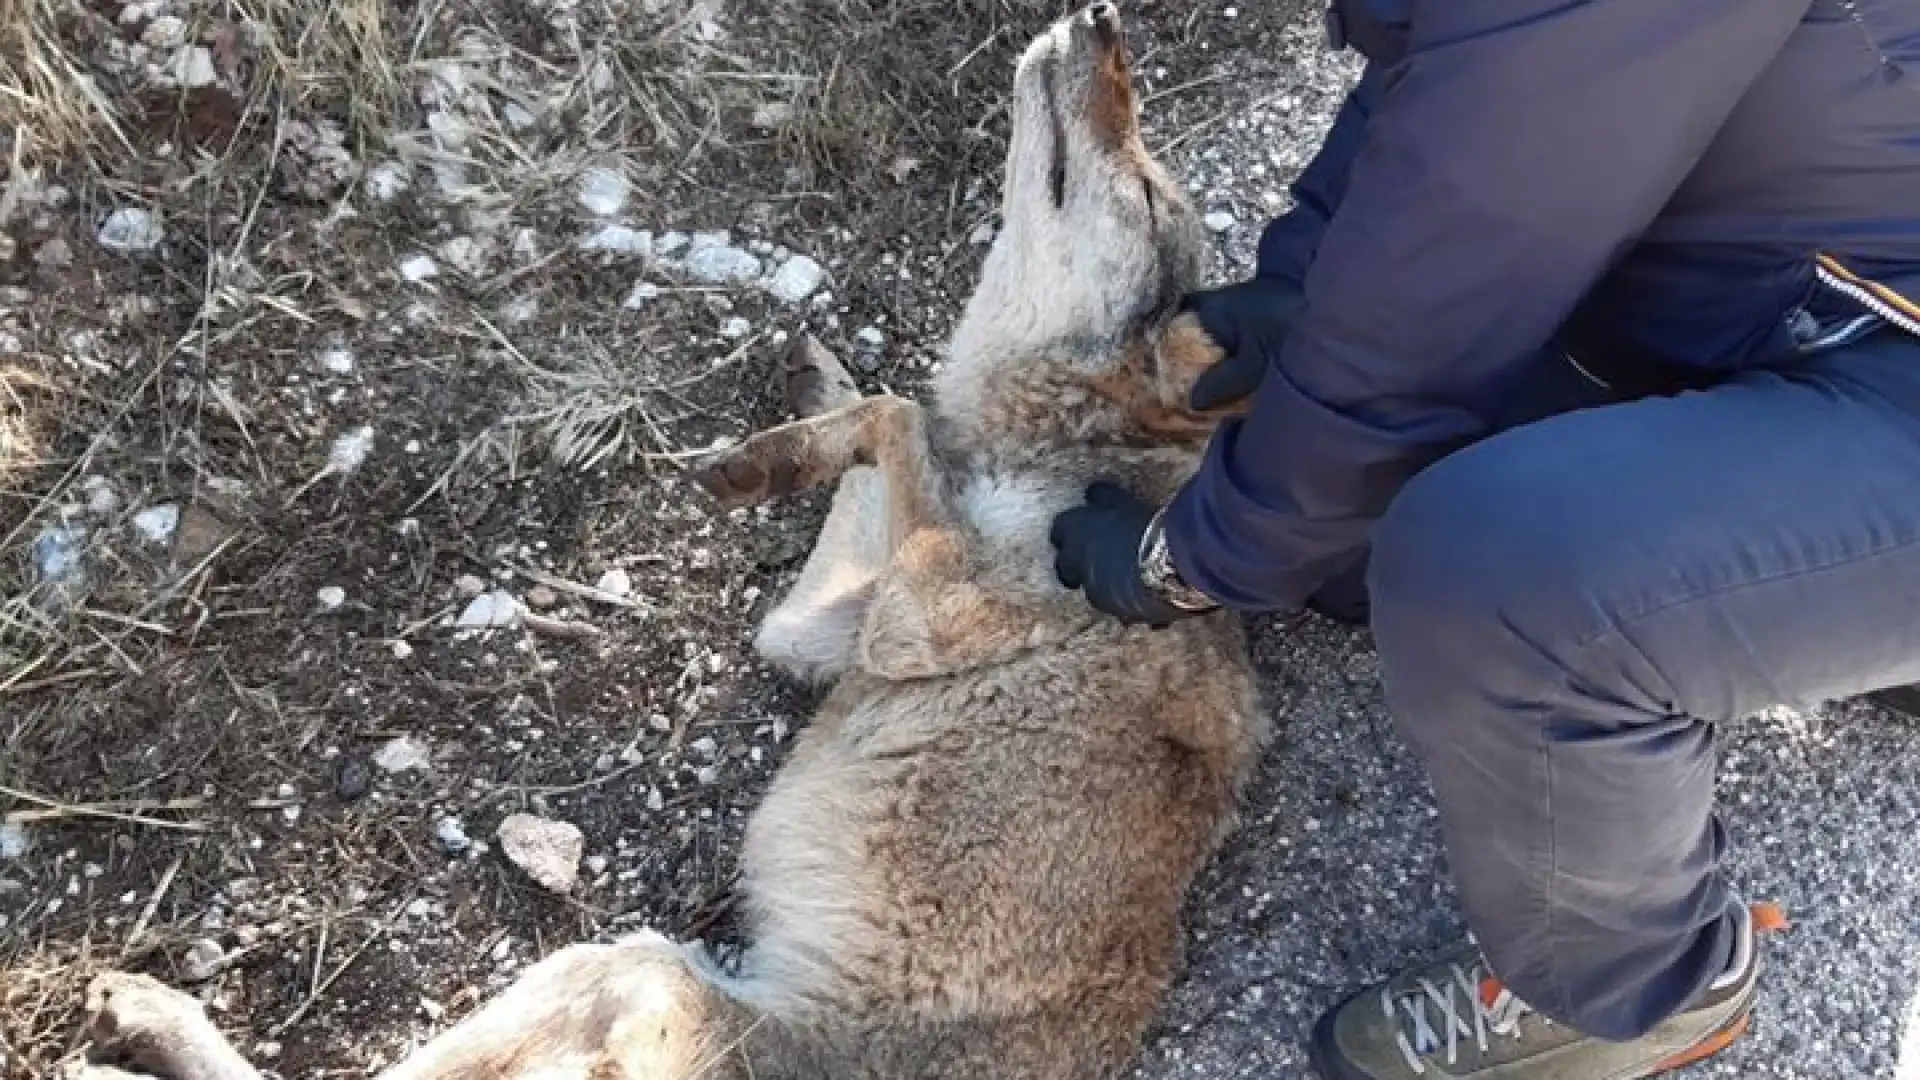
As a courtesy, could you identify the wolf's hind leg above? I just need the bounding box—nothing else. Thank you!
[78,974,263,1080]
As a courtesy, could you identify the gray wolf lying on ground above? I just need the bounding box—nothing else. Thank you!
[62,5,1270,1078]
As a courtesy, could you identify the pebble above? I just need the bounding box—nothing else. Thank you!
[1203,210,1237,233]
[391,639,414,660]
[398,254,439,282]
[579,225,652,257]
[498,296,539,324]
[334,755,372,801]
[496,813,585,894]
[319,345,355,374]
[316,586,346,611]
[373,735,432,774]
[140,14,184,48]
[131,503,179,545]
[435,817,471,854]
[34,234,73,268]
[327,425,374,477]
[365,162,410,202]
[179,939,226,983]
[32,525,87,590]
[454,574,487,597]
[577,167,630,216]
[82,476,120,517]
[97,208,164,253]
[595,569,632,597]
[720,316,751,339]
[456,590,524,629]
[855,326,885,348]
[0,823,28,859]
[171,46,217,89]
[525,585,557,609]
[969,223,997,246]
[681,244,762,286]
[765,255,825,303]
[622,282,661,309]
[439,236,487,276]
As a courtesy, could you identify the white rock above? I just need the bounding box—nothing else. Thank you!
[579,225,652,257]
[622,281,661,309]
[316,586,346,611]
[179,938,226,982]
[1203,210,1237,233]
[140,14,184,48]
[436,817,470,854]
[391,639,414,660]
[365,162,410,202]
[681,245,761,286]
[425,110,468,149]
[719,316,751,339]
[855,326,884,348]
[171,46,216,89]
[495,813,584,894]
[97,208,163,253]
[32,525,86,589]
[319,345,354,374]
[969,223,997,246]
[501,102,538,132]
[764,255,825,304]
[81,476,121,517]
[594,569,632,597]
[577,166,630,216]
[457,590,524,629]
[398,254,438,282]
[498,296,539,324]
[328,424,375,474]
[511,228,540,263]
[0,823,28,859]
[373,735,432,774]
[132,504,179,545]
[454,573,487,597]
[439,236,488,276]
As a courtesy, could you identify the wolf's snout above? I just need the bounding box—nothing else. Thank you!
[1089,1,1120,41]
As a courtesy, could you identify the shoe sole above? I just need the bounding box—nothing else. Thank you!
[1306,996,1752,1080]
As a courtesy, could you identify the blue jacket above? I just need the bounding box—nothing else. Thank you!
[1164,0,1920,613]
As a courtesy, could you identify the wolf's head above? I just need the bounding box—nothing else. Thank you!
[944,4,1237,445]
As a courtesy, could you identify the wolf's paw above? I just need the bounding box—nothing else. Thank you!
[690,431,812,509]
[81,973,222,1079]
[782,333,861,418]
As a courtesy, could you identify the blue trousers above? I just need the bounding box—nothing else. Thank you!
[1361,328,1920,1041]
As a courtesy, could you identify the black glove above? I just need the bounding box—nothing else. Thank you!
[1049,482,1212,627]
[1179,275,1306,412]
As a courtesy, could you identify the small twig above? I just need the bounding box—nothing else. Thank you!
[0,787,207,831]
[513,566,644,611]
[1144,72,1230,105]
[1153,89,1290,157]
[122,854,186,958]
[0,665,105,696]
[522,611,603,640]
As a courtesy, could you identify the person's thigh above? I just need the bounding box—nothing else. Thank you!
[1376,328,1920,722]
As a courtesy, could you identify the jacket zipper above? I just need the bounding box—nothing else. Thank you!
[1814,253,1920,339]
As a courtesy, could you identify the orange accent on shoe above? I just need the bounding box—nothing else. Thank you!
[1750,901,1790,934]
[1478,976,1504,1009]
[1647,1010,1751,1075]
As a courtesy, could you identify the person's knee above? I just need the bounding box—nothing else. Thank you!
[1365,433,1627,714]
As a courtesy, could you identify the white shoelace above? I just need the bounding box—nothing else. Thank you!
[1384,960,1543,1074]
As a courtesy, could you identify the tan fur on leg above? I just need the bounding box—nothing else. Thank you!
[82,974,263,1080]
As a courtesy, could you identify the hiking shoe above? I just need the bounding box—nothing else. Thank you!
[1309,902,1787,1079]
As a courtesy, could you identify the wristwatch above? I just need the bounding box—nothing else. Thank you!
[1136,507,1221,613]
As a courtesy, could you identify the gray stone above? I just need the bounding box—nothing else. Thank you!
[496,813,584,893]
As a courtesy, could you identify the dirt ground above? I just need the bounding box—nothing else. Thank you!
[0,0,1365,1075]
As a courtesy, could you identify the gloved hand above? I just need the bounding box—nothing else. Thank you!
[1179,275,1307,411]
[1049,482,1214,627]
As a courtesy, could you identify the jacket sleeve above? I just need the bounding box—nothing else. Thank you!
[1162,0,1811,612]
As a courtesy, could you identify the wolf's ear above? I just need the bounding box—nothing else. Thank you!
[1149,311,1250,416]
